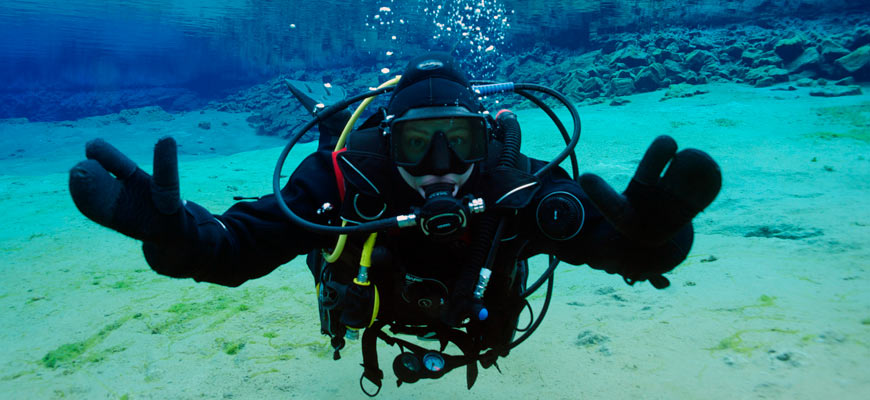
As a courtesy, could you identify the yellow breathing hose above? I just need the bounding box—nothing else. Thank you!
[322,75,402,263]
[333,75,402,152]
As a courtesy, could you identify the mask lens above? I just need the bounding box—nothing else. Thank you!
[392,117,487,166]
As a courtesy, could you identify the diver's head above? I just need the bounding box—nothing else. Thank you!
[386,52,489,198]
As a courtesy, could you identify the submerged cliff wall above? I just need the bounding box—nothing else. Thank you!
[504,0,867,48]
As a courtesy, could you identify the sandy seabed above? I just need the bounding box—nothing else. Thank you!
[1,82,868,399]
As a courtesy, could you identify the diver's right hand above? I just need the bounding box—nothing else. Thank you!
[69,137,185,243]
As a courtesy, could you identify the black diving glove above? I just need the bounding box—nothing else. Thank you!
[67,135,219,280]
[579,135,721,286]
[69,137,187,242]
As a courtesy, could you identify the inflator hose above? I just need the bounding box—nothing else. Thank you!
[449,111,523,324]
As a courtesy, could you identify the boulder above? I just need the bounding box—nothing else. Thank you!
[635,63,667,92]
[615,69,635,79]
[753,54,783,68]
[581,77,605,94]
[609,77,636,97]
[819,39,851,62]
[754,76,777,87]
[660,83,709,101]
[774,35,807,61]
[741,48,763,65]
[849,26,870,49]
[745,65,789,86]
[651,48,681,63]
[809,85,862,97]
[686,50,717,71]
[795,78,815,87]
[835,45,870,75]
[610,46,650,68]
[592,65,613,78]
[785,47,821,74]
[723,44,745,59]
[609,98,631,106]
[662,59,685,76]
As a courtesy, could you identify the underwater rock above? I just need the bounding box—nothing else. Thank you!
[634,63,667,92]
[741,48,764,65]
[686,50,718,71]
[774,35,808,62]
[610,45,650,68]
[848,26,870,49]
[785,47,821,74]
[614,69,635,79]
[752,52,784,69]
[833,76,856,86]
[745,65,789,87]
[554,71,588,101]
[819,39,851,63]
[661,59,686,78]
[795,78,816,87]
[581,77,605,95]
[723,44,745,60]
[809,85,862,97]
[198,121,211,130]
[660,83,709,101]
[835,45,870,76]
[576,330,610,347]
[609,77,636,97]
[651,48,681,63]
[247,103,310,140]
[117,106,175,124]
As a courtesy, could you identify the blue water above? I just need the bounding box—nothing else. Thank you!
[3,0,864,121]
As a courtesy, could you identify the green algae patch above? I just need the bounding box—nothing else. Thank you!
[150,293,248,335]
[744,294,775,309]
[141,286,278,338]
[710,331,755,354]
[250,368,280,379]
[861,318,870,326]
[708,328,799,355]
[713,118,738,127]
[41,315,133,369]
[814,102,870,127]
[808,130,870,142]
[216,337,246,355]
[810,102,870,142]
[670,120,695,129]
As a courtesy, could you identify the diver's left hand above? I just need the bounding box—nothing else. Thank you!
[579,135,721,247]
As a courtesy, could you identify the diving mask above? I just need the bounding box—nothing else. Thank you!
[389,106,489,176]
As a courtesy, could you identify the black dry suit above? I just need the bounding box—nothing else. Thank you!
[137,53,699,395]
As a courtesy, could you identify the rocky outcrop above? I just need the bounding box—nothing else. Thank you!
[488,14,870,107]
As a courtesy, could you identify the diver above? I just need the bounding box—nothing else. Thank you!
[68,52,722,396]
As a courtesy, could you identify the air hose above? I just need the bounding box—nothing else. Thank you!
[455,110,522,323]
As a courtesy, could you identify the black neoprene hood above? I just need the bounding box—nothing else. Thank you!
[386,52,484,118]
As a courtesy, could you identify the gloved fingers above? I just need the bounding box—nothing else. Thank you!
[647,275,670,289]
[85,138,138,180]
[151,137,182,215]
[660,148,722,213]
[69,159,122,227]
[579,173,629,226]
[632,135,677,186]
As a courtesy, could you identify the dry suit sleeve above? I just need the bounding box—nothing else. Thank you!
[142,151,339,286]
